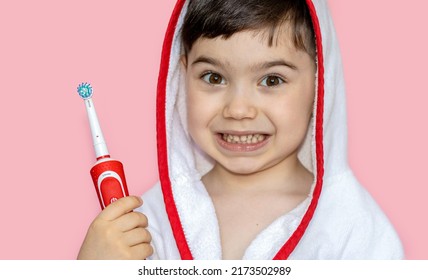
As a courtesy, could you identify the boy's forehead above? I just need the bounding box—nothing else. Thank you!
[193,23,296,50]
[187,26,309,69]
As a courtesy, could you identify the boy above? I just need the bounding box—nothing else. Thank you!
[78,0,403,259]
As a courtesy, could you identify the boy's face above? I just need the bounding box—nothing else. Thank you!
[182,26,316,175]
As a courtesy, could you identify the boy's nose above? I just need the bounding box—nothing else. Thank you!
[222,90,257,120]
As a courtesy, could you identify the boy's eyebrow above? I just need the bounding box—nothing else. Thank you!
[191,56,225,67]
[191,55,297,71]
[254,60,298,71]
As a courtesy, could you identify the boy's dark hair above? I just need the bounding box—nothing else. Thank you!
[181,0,316,59]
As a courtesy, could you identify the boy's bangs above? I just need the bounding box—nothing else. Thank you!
[181,0,315,58]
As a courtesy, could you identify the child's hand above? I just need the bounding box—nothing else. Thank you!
[77,196,153,260]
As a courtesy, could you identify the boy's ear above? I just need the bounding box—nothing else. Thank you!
[180,55,188,70]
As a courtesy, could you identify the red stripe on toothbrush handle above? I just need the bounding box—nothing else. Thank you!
[96,155,111,161]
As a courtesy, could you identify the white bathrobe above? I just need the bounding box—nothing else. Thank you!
[136,0,404,260]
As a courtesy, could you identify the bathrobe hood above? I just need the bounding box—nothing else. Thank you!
[144,0,403,259]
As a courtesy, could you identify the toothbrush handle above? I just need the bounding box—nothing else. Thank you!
[90,159,129,209]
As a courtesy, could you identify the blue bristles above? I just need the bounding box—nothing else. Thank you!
[77,82,93,99]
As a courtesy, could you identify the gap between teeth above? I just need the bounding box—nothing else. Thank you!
[222,133,266,144]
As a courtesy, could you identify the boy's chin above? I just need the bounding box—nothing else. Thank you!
[218,161,266,176]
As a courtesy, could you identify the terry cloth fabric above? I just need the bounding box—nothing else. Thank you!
[136,0,404,259]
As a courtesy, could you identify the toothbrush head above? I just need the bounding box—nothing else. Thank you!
[77,82,93,99]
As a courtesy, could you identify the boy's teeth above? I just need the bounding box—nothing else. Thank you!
[222,133,266,144]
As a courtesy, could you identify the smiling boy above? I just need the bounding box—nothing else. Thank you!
[183,29,316,259]
[78,0,403,260]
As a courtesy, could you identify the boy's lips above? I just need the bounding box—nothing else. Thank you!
[215,132,271,152]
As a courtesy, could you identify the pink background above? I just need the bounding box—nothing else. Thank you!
[0,0,426,259]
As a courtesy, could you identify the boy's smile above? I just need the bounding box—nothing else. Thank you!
[217,131,270,152]
[183,26,316,176]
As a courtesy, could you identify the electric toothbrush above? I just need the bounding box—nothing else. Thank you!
[77,82,129,209]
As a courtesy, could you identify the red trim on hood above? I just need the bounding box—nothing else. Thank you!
[156,0,193,260]
[273,0,325,259]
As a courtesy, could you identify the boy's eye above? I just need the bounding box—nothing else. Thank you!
[201,72,225,85]
[259,75,285,87]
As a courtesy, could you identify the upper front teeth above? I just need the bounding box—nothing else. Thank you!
[222,133,266,144]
